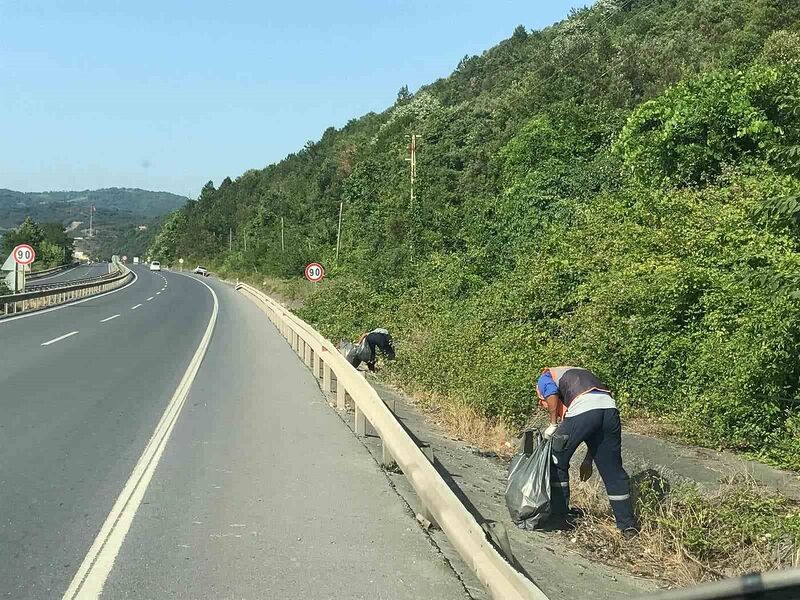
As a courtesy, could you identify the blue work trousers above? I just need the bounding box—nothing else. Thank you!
[551,408,637,531]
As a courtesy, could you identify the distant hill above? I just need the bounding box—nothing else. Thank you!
[0,187,190,261]
[0,187,189,227]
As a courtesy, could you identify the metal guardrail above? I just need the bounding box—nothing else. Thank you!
[1,263,133,318]
[235,282,548,600]
[26,271,118,293]
[26,262,80,281]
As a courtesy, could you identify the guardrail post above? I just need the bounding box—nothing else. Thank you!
[355,404,367,436]
[304,344,312,368]
[336,379,346,410]
[323,362,331,392]
[418,445,440,529]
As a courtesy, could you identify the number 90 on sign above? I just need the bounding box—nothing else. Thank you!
[13,244,36,265]
[304,262,325,283]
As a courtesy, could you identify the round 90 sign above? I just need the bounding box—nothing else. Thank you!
[13,244,36,265]
[304,262,325,283]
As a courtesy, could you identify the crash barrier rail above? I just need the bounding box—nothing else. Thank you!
[26,270,120,293]
[644,568,800,599]
[0,262,132,318]
[234,282,548,600]
[27,262,79,281]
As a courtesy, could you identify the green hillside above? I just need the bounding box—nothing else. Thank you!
[0,187,188,227]
[151,0,800,468]
[0,187,188,261]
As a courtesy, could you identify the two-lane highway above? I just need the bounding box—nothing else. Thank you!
[0,266,213,598]
[1,269,467,599]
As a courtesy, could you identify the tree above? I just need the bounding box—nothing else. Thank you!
[2,217,44,256]
[396,85,412,104]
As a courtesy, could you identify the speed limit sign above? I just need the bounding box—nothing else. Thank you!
[13,244,36,266]
[304,262,325,283]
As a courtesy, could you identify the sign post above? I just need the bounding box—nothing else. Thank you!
[304,262,325,284]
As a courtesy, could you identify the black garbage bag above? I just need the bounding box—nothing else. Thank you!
[355,338,373,362]
[505,430,552,530]
[339,341,360,367]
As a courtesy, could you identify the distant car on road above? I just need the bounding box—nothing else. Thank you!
[193,266,210,276]
[150,261,161,271]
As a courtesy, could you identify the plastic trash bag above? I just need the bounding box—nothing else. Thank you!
[505,430,552,530]
[355,338,373,362]
[339,340,371,368]
[339,341,359,365]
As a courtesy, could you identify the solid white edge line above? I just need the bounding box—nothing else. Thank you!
[41,330,79,346]
[0,270,139,325]
[100,314,121,323]
[130,304,142,310]
[62,275,219,600]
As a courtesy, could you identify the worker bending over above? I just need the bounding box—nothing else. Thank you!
[536,366,639,538]
[347,328,395,372]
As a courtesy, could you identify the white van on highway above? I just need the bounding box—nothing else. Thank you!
[150,261,161,271]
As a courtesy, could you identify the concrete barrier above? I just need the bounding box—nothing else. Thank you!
[235,282,548,600]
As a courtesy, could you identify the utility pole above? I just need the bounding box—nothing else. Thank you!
[244,232,247,253]
[89,204,94,237]
[336,201,343,263]
[407,133,418,263]
[229,227,232,252]
[281,217,285,252]
[409,133,417,212]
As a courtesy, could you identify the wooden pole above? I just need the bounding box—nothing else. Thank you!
[336,201,343,263]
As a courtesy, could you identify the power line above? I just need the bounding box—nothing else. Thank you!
[521,0,662,105]
[519,0,637,95]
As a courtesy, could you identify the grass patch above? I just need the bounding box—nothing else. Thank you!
[208,265,314,308]
[570,473,800,586]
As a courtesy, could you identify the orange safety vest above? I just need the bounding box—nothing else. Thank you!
[535,366,610,418]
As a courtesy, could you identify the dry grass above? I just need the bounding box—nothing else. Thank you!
[623,415,683,439]
[219,270,314,309]
[569,472,800,587]
[392,387,519,459]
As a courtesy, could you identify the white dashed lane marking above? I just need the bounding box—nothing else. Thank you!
[41,331,79,346]
[100,314,120,323]
[131,304,142,310]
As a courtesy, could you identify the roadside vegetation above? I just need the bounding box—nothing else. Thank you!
[570,472,800,586]
[1,217,74,270]
[151,0,800,471]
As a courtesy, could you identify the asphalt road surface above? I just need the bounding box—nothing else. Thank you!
[0,268,466,599]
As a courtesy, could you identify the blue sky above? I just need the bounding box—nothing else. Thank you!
[1,1,588,198]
